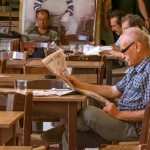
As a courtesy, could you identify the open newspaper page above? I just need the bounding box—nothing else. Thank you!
[83,45,112,55]
[42,50,108,106]
[42,49,74,88]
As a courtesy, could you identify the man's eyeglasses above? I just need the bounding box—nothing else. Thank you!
[121,42,135,54]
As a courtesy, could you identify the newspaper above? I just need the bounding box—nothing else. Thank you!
[83,45,112,55]
[42,50,108,106]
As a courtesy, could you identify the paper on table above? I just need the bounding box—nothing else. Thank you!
[33,88,75,97]
[83,45,112,55]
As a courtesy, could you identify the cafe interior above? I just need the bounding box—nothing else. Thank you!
[0,0,150,150]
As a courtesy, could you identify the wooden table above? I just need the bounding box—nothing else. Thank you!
[0,88,87,150]
[25,59,104,84]
[0,74,46,87]
[0,146,32,150]
[0,111,24,145]
[105,56,116,85]
[33,94,86,150]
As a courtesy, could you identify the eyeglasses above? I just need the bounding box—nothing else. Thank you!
[121,42,135,54]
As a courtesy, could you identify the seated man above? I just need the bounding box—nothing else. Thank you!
[41,27,150,149]
[100,13,148,60]
[34,0,78,35]
[22,9,60,58]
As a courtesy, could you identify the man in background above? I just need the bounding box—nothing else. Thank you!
[34,0,78,35]
[22,9,60,58]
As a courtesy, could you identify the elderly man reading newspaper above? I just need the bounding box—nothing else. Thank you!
[42,27,150,149]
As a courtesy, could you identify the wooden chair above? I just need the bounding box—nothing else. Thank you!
[60,34,90,45]
[20,41,51,58]
[67,55,106,85]
[0,51,28,60]
[26,79,64,148]
[0,92,33,146]
[6,92,33,146]
[100,105,150,150]
[0,59,7,73]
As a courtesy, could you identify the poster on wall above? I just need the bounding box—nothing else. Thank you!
[21,0,95,39]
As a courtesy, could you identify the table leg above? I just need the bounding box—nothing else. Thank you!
[106,59,112,85]
[68,102,77,150]
[5,124,16,146]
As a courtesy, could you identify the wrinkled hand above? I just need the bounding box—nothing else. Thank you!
[61,12,70,23]
[103,102,120,119]
[27,48,35,55]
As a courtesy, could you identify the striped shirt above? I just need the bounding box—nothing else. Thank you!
[21,26,60,58]
[34,0,74,15]
[116,56,150,136]
[22,26,60,45]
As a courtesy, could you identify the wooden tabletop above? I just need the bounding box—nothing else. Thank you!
[0,146,32,150]
[7,60,31,69]
[0,111,24,128]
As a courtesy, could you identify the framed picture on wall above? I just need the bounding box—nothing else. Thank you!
[19,0,96,40]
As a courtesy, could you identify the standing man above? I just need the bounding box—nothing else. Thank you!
[34,0,78,35]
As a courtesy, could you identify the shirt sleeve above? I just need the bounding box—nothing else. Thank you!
[66,0,74,15]
[34,0,42,11]
[115,75,128,93]
[115,35,121,47]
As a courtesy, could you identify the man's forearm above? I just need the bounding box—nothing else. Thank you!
[117,110,145,121]
[78,82,121,99]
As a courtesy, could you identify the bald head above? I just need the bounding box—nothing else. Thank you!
[121,27,150,48]
[120,27,150,67]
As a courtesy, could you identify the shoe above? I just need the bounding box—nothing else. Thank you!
[41,124,65,144]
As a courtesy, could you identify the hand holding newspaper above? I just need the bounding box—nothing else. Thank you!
[42,49,109,106]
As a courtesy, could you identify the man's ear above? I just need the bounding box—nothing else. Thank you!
[136,41,141,53]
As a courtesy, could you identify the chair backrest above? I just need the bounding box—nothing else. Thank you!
[0,51,27,60]
[60,34,90,45]
[0,92,8,111]
[6,92,33,146]
[139,105,150,145]
[27,79,64,89]
[0,59,7,73]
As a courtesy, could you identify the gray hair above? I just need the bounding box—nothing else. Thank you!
[122,27,150,48]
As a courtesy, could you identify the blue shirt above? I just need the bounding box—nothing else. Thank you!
[116,56,150,136]
[115,35,121,47]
